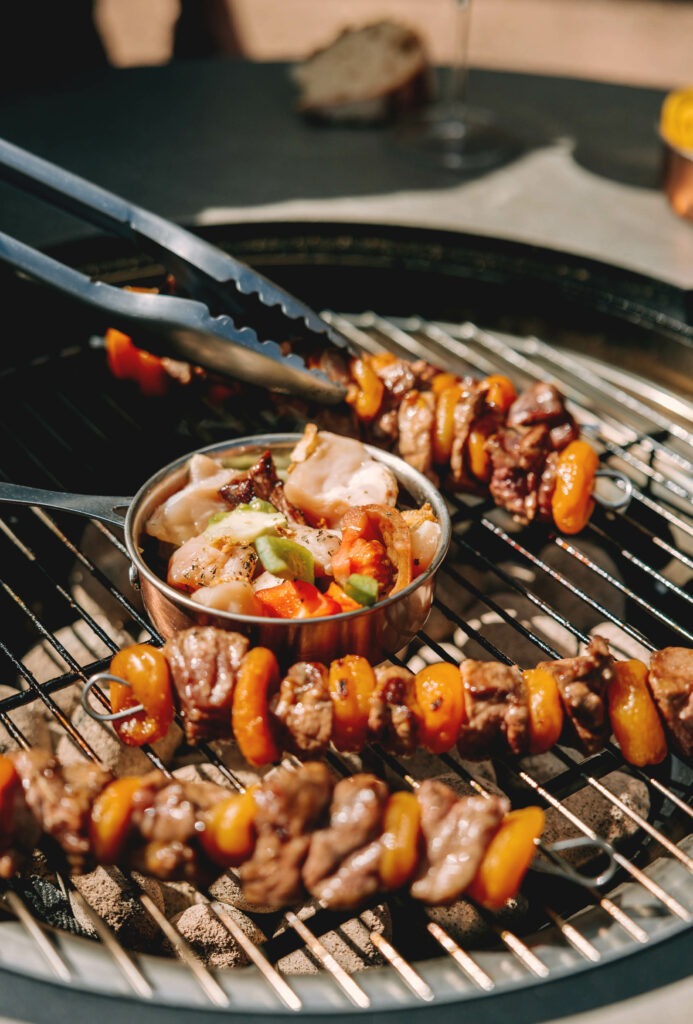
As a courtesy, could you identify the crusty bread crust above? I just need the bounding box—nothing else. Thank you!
[292,20,431,123]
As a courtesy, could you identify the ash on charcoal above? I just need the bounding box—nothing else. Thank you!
[56,699,183,775]
[271,901,392,975]
[70,866,167,952]
[169,902,266,968]
[0,685,51,754]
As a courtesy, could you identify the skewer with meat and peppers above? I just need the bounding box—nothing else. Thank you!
[83,625,692,770]
[0,747,544,912]
[106,323,617,536]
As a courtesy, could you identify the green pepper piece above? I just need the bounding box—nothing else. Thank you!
[343,574,379,607]
[237,498,279,514]
[254,534,315,584]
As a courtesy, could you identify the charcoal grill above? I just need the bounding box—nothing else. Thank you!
[0,222,691,1021]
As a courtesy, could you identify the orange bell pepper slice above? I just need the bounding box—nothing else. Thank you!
[0,754,19,837]
[482,374,517,413]
[346,356,385,422]
[523,667,564,754]
[331,505,412,596]
[90,776,143,863]
[325,581,362,613]
[104,328,169,397]
[254,580,342,619]
[432,384,463,465]
[380,791,421,890]
[199,788,258,867]
[467,806,545,910]
[231,647,281,766]
[328,654,376,751]
[109,643,175,747]
[551,439,599,534]
[609,660,668,766]
[414,661,466,754]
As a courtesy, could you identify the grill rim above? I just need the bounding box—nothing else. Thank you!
[0,220,692,1018]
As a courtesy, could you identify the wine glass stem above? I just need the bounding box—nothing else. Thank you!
[445,0,473,114]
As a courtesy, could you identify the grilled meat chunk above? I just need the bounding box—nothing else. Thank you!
[411,780,508,904]
[506,381,579,451]
[219,450,307,524]
[272,661,333,754]
[0,760,42,878]
[647,647,693,758]
[397,390,436,479]
[303,774,388,894]
[539,635,614,754]
[368,664,420,755]
[240,762,333,908]
[9,750,111,872]
[164,626,248,744]
[306,840,383,910]
[449,383,485,488]
[129,771,225,882]
[457,660,529,760]
[487,423,552,524]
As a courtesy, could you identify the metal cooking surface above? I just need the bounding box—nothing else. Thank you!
[0,292,691,1015]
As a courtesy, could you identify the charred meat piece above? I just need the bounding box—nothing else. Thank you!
[303,773,388,904]
[457,661,529,760]
[487,423,552,524]
[448,384,485,488]
[272,661,333,754]
[240,762,333,908]
[368,664,420,755]
[507,382,578,441]
[219,450,306,524]
[9,750,111,872]
[538,635,614,754]
[164,626,248,744]
[647,647,693,758]
[411,780,508,904]
[129,771,226,882]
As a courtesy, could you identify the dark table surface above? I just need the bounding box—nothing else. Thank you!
[0,57,691,1024]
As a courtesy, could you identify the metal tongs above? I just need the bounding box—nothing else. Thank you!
[0,136,349,404]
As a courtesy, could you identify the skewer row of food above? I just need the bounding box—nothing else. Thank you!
[98,625,692,769]
[106,326,601,535]
[0,748,543,911]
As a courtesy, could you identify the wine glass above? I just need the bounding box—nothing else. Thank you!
[396,0,517,173]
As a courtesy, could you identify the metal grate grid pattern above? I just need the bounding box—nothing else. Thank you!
[0,310,691,1014]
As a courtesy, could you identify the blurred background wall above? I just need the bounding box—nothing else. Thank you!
[94,0,693,89]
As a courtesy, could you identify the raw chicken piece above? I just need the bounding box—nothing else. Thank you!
[285,426,398,528]
[146,454,244,546]
[168,533,258,591]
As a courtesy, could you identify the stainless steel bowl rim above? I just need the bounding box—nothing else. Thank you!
[123,432,452,628]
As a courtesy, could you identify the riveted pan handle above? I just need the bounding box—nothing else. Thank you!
[0,483,131,529]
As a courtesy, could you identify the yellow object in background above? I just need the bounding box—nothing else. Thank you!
[660,85,693,151]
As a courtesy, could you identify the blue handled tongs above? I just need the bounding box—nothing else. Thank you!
[0,136,349,403]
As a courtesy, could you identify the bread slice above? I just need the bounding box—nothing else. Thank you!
[292,20,431,123]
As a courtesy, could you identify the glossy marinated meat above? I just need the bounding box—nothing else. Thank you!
[397,390,436,479]
[164,627,249,744]
[129,772,225,882]
[368,664,420,755]
[9,750,111,872]
[240,762,333,908]
[647,647,693,758]
[487,423,552,524]
[272,662,333,754]
[506,381,579,450]
[303,774,388,890]
[538,635,614,754]
[410,780,508,904]
[449,384,485,488]
[220,450,307,525]
[457,660,529,760]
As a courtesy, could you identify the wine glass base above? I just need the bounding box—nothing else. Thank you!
[394,103,520,174]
